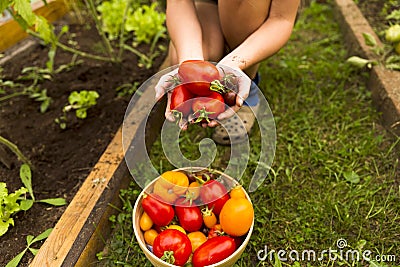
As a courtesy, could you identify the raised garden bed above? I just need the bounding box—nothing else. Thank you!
[0,5,167,265]
[1,0,399,266]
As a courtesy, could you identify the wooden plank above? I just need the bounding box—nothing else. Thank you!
[0,0,69,52]
[30,85,163,266]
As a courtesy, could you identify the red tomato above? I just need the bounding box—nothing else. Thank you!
[170,84,194,117]
[192,236,236,267]
[178,60,220,96]
[175,197,203,232]
[153,229,192,266]
[207,224,223,239]
[192,92,225,121]
[200,180,230,215]
[141,194,174,227]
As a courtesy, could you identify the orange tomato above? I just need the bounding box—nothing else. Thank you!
[229,185,246,199]
[201,206,217,229]
[219,197,254,237]
[153,171,189,203]
[144,229,158,246]
[139,211,153,231]
[187,231,207,252]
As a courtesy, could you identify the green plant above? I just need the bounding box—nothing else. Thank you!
[346,32,400,70]
[55,90,100,129]
[125,2,166,45]
[5,228,53,267]
[97,0,166,67]
[0,164,66,237]
[0,183,32,236]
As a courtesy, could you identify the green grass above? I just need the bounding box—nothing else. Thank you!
[97,1,400,266]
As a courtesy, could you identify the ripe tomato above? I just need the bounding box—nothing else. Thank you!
[153,171,189,204]
[153,229,192,266]
[187,231,207,252]
[139,211,153,231]
[178,60,220,96]
[144,229,158,246]
[192,236,236,267]
[200,179,230,215]
[141,194,175,227]
[175,197,203,232]
[170,84,194,117]
[219,197,254,236]
[207,224,223,239]
[168,224,187,234]
[229,185,246,199]
[192,92,225,122]
[201,206,217,229]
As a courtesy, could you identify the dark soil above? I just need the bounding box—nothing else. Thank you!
[0,16,166,266]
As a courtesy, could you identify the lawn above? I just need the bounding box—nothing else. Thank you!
[98,1,400,266]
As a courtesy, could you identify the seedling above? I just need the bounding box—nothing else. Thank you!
[5,228,53,267]
[56,90,100,129]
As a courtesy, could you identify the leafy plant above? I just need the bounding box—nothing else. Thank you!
[0,163,66,237]
[55,90,100,129]
[125,2,166,45]
[5,228,53,267]
[0,183,32,236]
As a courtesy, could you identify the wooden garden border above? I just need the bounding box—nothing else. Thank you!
[332,0,400,135]
[0,0,397,265]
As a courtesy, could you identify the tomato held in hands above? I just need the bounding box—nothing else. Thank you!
[200,179,230,215]
[219,197,254,237]
[178,60,220,96]
[192,92,225,122]
[192,236,236,267]
[141,194,174,227]
[153,229,192,266]
[175,197,203,232]
[170,84,194,117]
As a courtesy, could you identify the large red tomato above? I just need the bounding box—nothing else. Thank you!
[178,60,220,96]
[153,229,192,266]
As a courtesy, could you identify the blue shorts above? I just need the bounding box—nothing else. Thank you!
[244,73,260,107]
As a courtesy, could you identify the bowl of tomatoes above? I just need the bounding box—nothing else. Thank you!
[133,167,254,267]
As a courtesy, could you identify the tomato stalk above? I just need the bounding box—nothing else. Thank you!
[193,107,215,123]
[161,251,176,264]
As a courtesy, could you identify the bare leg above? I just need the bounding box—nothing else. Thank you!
[218,0,271,79]
[159,1,224,70]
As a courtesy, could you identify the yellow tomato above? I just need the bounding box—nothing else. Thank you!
[139,211,153,231]
[229,185,246,199]
[219,197,254,237]
[144,229,158,246]
[153,171,189,203]
[168,224,187,234]
[187,231,207,252]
